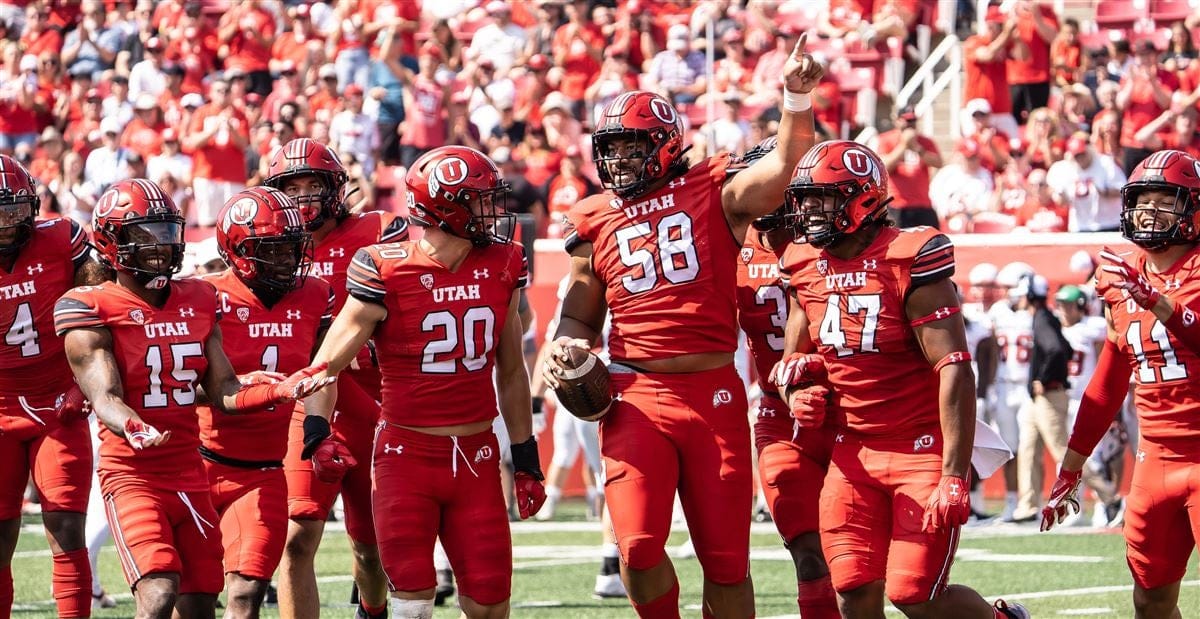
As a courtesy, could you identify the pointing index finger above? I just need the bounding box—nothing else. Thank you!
[793,32,807,58]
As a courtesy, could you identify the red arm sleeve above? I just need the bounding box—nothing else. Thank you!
[1163,299,1200,356]
[1066,339,1132,456]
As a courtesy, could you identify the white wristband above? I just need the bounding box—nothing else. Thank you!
[783,90,811,112]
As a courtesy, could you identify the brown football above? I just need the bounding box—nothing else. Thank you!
[553,346,613,422]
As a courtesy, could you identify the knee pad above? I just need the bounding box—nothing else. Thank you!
[390,597,434,619]
[620,533,666,572]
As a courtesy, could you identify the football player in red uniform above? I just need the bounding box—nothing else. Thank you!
[54,179,330,619]
[300,145,545,619]
[264,138,406,619]
[732,138,838,618]
[541,37,823,619]
[777,141,1028,619]
[199,187,334,618]
[1044,150,1200,618]
[0,155,107,618]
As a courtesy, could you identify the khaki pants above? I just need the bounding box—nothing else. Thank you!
[1014,388,1070,519]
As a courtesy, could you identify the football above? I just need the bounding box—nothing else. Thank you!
[553,346,614,422]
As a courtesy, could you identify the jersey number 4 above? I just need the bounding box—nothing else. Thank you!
[4,302,40,357]
[615,212,700,294]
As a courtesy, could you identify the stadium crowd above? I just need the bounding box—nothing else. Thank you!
[5,0,1195,242]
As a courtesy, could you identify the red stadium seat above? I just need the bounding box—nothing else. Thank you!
[1149,0,1197,23]
[1095,0,1146,31]
[969,213,1017,234]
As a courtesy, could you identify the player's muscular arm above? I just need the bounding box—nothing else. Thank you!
[497,291,534,444]
[908,278,976,478]
[722,34,821,241]
[303,296,387,421]
[74,255,114,287]
[63,327,139,436]
[553,245,607,345]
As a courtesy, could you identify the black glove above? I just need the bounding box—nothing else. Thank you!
[510,436,544,481]
[300,415,332,460]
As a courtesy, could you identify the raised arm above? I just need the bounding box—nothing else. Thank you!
[722,33,822,240]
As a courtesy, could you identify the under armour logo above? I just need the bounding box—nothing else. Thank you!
[1136,450,1146,462]
[668,178,687,188]
[835,433,845,443]
[949,485,960,497]
[712,389,733,407]
[474,269,489,280]
[1165,279,1182,290]
[935,308,952,319]
[474,445,493,463]
[26,263,43,275]
[913,434,935,452]
[329,247,345,258]
[862,259,877,270]
[382,443,403,455]
[287,310,302,320]
[179,307,195,318]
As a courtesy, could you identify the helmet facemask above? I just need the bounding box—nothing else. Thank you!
[237,231,313,295]
[750,205,792,248]
[1120,183,1196,250]
[0,194,35,256]
[594,131,661,199]
[460,184,515,247]
[113,217,185,289]
[275,172,341,231]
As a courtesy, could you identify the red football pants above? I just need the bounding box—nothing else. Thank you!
[601,364,753,585]
[205,461,288,580]
[1123,440,1200,590]
[754,394,833,542]
[371,424,512,605]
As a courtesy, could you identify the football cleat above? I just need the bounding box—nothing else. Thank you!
[92,590,117,610]
[994,599,1031,619]
[434,568,455,606]
[594,573,628,599]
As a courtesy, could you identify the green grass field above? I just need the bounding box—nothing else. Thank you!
[9,500,1199,618]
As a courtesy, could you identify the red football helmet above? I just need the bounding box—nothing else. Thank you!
[93,179,185,289]
[264,138,349,231]
[217,186,313,294]
[405,146,514,247]
[0,154,38,256]
[783,140,892,247]
[592,91,686,198]
[1120,149,1200,249]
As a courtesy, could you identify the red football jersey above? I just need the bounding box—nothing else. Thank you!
[346,240,528,427]
[565,155,738,362]
[197,271,333,462]
[781,226,955,437]
[310,212,407,315]
[735,233,788,393]
[1098,245,1200,451]
[54,279,219,489]
[0,218,88,398]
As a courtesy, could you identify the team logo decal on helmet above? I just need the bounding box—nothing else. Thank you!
[648,98,677,125]
[842,149,877,180]
[429,157,469,198]
[225,197,259,227]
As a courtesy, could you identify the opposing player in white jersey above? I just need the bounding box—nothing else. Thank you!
[987,261,1035,520]
[1055,284,1125,527]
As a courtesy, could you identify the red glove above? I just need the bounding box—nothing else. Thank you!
[55,384,91,424]
[770,353,826,388]
[124,418,170,450]
[1040,468,1083,532]
[235,362,334,410]
[311,440,357,484]
[922,474,971,532]
[788,384,829,429]
[1099,247,1161,309]
[514,472,547,520]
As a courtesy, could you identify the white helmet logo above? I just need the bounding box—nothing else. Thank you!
[842,149,875,178]
[429,156,469,198]
[648,97,678,125]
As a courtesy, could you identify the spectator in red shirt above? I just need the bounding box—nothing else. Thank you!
[121,94,166,161]
[184,78,249,227]
[218,0,276,96]
[1050,18,1082,87]
[308,64,342,125]
[1135,104,1200,159]
[0,54,41,154]
[29,126,64,185]
[1013,168,1068,231]
[1005,0,1058,124]
[270,4,324,74]
[1162,20,1198,74]
[1117,40,1179,174]
[961,98,1014,173]
[874,105,943,228]
[545,145,596,228]
[1017,107,1065,172]
[552,0,605,117]
[19,5,63,60]
[963,5,1027,138]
